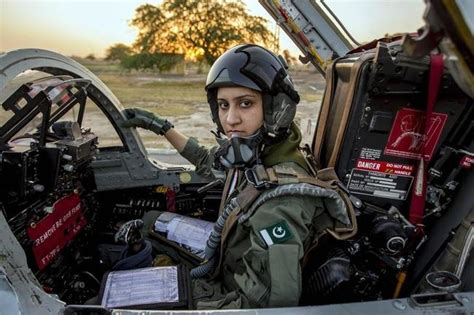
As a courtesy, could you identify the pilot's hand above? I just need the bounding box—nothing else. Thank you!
[121,107,174,135]
[115,219,144,245]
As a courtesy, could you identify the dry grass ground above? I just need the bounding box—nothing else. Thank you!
[80,59,325,148]
[102,75,205,116]
[83,61,325,148]
[0,59,324,151]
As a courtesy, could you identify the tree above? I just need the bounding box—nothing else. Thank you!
[85,53,96,60]
[283,49,298,66]
[105,43,133,61]
[131,0,276,65]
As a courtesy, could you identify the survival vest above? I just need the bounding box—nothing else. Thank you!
[189,154,360,279]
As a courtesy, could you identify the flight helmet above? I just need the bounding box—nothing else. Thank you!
[205,44,300,138]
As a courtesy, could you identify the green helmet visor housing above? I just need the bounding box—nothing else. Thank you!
[205,44,300,138]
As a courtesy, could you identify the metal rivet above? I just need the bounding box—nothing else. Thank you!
[392,300,406,310]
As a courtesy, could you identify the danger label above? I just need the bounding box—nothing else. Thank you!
[356,159,414,176]
[348,169,413,200]
[384,108,447,160]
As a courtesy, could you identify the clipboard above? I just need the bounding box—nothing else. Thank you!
[98,264,191,310]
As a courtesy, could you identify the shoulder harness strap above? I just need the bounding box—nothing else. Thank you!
[245,164,342,189]
[244,164,358,241]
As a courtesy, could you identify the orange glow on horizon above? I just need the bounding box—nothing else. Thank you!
[1,1,425,58]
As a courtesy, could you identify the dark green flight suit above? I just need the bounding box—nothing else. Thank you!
[177,124,351,309]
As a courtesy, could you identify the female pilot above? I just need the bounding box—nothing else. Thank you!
[121,44,351,309]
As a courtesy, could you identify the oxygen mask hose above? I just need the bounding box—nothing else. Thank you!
[190,198,239,278]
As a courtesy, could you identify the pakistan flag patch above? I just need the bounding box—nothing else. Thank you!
[259,221,293,246]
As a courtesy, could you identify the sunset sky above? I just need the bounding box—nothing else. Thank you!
[1,0,426,58]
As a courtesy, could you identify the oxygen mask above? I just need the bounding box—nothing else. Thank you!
[214,129,264,169]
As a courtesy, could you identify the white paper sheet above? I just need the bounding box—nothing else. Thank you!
[154,212,180,233]
[101,266,179,308]
[154,212,214,258]
[166,216,214,251]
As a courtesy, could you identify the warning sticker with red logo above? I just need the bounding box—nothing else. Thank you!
[460,155,473,169]
[384,108,447,160]
[356,159,414,176]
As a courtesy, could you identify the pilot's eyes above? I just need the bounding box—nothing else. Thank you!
[218,101,229,109]
[218,100,253,110]
[240,100,252,108]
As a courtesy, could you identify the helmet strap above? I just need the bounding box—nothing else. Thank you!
[207,88,226,134]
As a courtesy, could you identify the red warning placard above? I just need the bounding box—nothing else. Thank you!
[356,159,414,176]
[27,194,87,270]
[384,108,447,160]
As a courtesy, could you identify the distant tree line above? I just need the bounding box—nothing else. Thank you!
[104,0,276,71]
[121,52,184,72]
[104,44,184,72]
[104,44,132,62]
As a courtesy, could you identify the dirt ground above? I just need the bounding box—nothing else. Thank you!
[113,68,326,150]
[5,61,326,150]
[0,65,326,156]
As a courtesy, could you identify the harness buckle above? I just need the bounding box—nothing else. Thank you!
[245,165,275,190]
[336,181,363,209]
